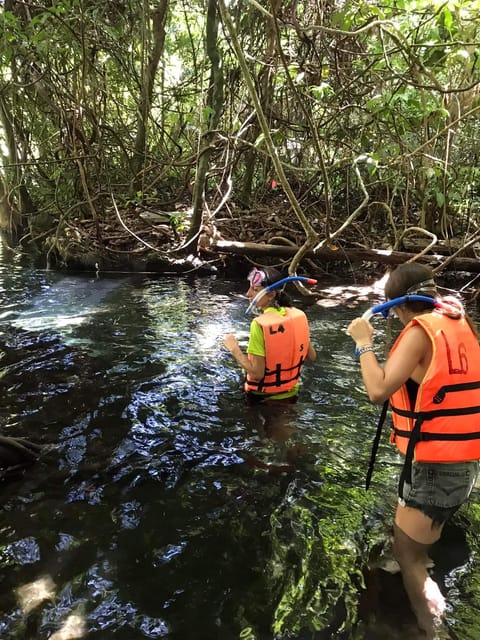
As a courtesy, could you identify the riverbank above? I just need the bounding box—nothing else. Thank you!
[3,199,480,297]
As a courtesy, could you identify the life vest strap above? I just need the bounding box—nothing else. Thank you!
[392,404,480,420]
[364,403,480,493]
[257,374,301,390]
[365,401,389,490]
[251,355,305,391]
[394,427,480,441]
[434,381,480,404]
[397,421,480,500]
[398,418,424,500]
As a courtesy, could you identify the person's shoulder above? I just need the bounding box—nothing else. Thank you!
[264,306,286,316]
[285,306,306,316]
[402,323,431,348]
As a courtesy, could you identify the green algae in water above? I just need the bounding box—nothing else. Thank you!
[445,499,480,640]
[268,479,378,637]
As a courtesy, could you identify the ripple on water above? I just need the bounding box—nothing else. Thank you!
[0,274,479,639]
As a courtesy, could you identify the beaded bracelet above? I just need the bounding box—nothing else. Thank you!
[356,344,374,358]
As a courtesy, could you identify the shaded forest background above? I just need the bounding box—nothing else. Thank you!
[0,0,479,279]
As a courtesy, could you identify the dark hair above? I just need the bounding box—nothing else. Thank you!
[385,263,436,313]
[385,262,480,339]
[261,266,293,307]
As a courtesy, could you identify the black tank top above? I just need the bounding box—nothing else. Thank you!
[405,378,419,410]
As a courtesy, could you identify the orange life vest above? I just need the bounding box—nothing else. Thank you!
[390,312,480,463]
[244,307,310,394]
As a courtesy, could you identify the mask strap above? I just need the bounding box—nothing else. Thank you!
[247,268,266,288]
[406,279,437,295]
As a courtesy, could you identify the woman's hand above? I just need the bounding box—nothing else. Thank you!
[347,318,373,347]
[224,333,239,353]
[224,333,264,380]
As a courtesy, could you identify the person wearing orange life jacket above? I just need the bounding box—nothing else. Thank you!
[224,266,316,404]
[347,263,480,640]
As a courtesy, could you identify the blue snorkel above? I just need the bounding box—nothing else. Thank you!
[355,295,437,358]
[361,295,438,320]
[245,276,317,315]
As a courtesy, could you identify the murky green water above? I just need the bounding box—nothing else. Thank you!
[0,247,479,639]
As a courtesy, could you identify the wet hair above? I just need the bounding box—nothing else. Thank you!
[260,266,293,307]
[384,263,436,314]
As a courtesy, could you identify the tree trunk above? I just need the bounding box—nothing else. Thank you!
[0,95,33,239]
[212,239,480,273]
[184,0,223,250]
[130,0,169,194]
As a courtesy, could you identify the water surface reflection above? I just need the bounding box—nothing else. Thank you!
[0,256,478,639]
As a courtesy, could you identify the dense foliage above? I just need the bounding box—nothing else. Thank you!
[0,0,479,268]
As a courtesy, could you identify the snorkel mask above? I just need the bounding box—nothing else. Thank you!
[362,295,438,320]
[355,293,460,359]
[362,277,464,321]
[248,267,266,289]
[245,268,317,315]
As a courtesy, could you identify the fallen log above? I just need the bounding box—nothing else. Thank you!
[213,240,480,273]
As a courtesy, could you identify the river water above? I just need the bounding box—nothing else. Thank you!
[0,246,479,640]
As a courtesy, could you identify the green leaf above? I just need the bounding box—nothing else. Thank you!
[254,133,265,148]
[202,106,213,123]
[310,83,334,99]
[435,191,445,207]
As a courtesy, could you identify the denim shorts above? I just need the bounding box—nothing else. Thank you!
[399,460,479,525]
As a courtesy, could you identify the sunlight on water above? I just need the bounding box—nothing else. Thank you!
[16,576,56,614]
[0,276,123,345]
[48,610,87,640]
[12,314,88,331]
[317,276,387,309]
[16,574,87,638]
[0,265,478,639]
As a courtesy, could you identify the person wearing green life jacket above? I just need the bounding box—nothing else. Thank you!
[224,266,316,405]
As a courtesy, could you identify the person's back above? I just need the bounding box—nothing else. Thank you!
[347,262,480,639]
[224,266,316,405]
